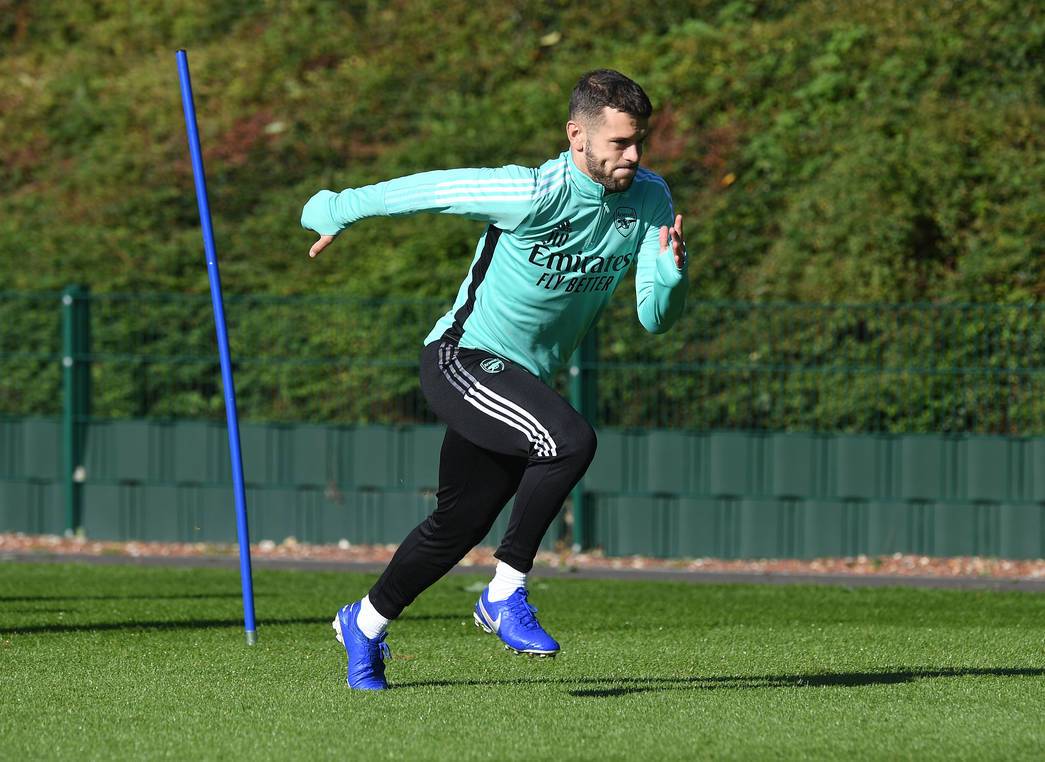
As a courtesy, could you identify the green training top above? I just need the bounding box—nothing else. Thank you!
[301,150,688,381]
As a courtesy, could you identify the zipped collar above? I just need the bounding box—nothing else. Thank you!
[565,150,606,201]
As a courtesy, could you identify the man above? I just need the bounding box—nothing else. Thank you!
[301,69,688,690]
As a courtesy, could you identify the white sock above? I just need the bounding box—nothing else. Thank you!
[486,561,528,602]
[356,595,391,640]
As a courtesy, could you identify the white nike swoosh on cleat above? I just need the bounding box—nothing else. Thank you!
[478,600,502,632]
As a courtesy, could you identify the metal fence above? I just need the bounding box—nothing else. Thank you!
[2,287,1043,434]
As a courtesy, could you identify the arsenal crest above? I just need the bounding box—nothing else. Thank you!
[614,207,637,236]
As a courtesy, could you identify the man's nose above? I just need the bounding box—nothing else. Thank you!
[622,144,640,164]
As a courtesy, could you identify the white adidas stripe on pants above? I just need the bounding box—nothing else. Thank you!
[438,343,558,458]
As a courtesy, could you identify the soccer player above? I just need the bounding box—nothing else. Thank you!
[301,69,688,690]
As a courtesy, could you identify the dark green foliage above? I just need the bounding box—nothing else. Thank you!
[2,291,1040,432]
[1,0,1042,430]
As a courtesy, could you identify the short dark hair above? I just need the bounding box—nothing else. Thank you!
[569,69,652,124]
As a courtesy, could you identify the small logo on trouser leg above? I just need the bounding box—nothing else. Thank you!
[480,358,505,373]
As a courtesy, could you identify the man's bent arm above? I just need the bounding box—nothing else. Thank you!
[301,165,546,237]
[634,201,688,334]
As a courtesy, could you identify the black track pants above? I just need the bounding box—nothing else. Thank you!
[367,340,597,619]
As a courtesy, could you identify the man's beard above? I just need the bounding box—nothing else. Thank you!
[584,142,636,193]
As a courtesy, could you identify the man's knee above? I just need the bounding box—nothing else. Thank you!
[557,415,597,465]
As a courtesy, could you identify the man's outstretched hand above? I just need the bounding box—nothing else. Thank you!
[309,234,335,259]
[658,214,686,270]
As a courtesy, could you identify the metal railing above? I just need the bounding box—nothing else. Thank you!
[2,287,1043,435]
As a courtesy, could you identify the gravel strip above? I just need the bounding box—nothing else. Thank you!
[3,533,1043,592]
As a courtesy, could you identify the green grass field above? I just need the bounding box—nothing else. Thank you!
[2,562,1043,760]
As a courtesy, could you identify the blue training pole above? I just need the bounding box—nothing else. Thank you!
[176,49,258,646]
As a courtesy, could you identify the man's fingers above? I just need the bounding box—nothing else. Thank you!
[309,234,335,259]
[662,219,687,267]
[669,214,686,268]
[670,214,686,269]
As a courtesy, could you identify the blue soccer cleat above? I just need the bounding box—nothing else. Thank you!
[473,586,560,656]
[332,601,391,690]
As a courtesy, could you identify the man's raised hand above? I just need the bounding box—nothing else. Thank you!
[658,214,686,270]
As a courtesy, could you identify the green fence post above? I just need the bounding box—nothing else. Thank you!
[568,328,598,551]
[62,284,89,536]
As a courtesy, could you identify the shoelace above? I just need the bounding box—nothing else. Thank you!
[359,633,391,666]
[367,635,391,662]
[507,594,540,630]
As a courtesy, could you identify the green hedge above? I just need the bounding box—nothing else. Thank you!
[1,1,1041,432]
[2,292,1041,434]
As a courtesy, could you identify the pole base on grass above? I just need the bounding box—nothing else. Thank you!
[245,630,257,646]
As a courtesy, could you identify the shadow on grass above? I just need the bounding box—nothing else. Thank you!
[397,667,1045,696]
[0,612,463,635]
[0,593,250,603]
[0,617,324,635]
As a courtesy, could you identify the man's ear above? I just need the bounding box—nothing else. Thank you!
[566,119,586,152]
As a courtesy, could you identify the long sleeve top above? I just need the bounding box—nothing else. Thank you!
[301,150,688,381]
